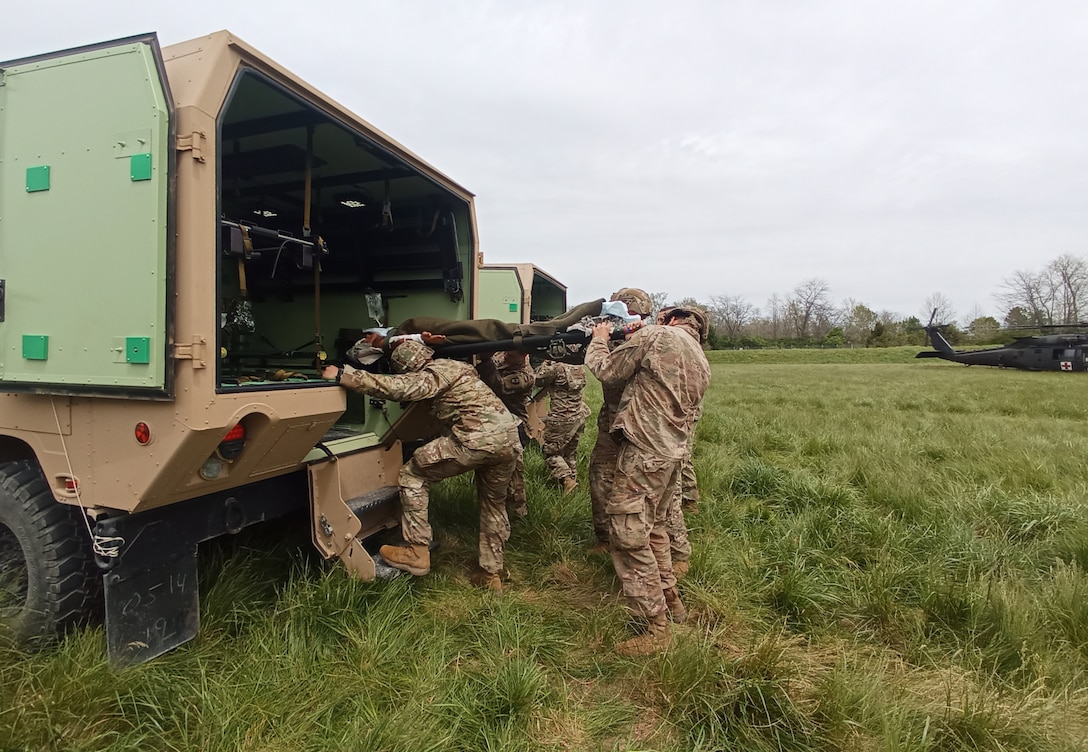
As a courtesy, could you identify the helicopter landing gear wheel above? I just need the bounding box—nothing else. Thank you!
[0,461,99,646]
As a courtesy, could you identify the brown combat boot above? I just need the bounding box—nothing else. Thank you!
[683,498,700,515]
[672,559,690,578]
[562,477,579,495]
[379,543,431,576]
[663,586,688,623]
[616,613,671,656]
[469,569,503,593]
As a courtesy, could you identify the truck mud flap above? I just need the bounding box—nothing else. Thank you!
[95,473,308,666]
[103,531,198,666]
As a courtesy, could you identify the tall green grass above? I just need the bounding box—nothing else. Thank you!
[3,352,1088,750]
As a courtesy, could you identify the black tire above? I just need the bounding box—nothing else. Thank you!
[0,460,100,645]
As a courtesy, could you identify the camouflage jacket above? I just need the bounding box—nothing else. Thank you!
[594,338,627,437]
[534,360,590,425]
[340,359,518,452]
[476,354,535,423]
[585,323,710,460]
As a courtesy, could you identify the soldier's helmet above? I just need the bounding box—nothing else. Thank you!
[610,287,653,317]
[391,340,434,373]
[668,306,710,344]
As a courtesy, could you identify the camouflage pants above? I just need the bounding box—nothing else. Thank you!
[504,441,527,515]
[589,427,621,543]
[542,418,585,481]
[666,471,691,563]
[399,430,519,574]
[670,439,698,561]
[681,447,699,504]
[607,441,681,619]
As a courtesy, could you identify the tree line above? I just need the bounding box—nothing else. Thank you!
[655,253,1088,349]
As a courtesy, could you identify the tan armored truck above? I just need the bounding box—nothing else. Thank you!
[477,263,567,325]
[0,31,482,664]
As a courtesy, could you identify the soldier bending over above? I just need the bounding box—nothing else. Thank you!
[322,341,520,592]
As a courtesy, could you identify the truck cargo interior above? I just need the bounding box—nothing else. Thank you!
[215,69,473,393]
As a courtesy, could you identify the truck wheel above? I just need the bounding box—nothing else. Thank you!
[0,461,99,645]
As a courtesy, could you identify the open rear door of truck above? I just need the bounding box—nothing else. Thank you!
[0,34,174,397]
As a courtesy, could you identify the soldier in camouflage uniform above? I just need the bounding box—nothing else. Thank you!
[477,350,535,518]
[533,359,591,494]
[587,288,654,552]
[585,306,710,655]
[655,307,706,578]
[322,340,519,592]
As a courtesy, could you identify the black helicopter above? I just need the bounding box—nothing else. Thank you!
[916,311,1088,371]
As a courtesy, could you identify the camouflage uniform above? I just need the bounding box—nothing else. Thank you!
[588,289,653,545]
[589,369,626,541]
[339,357,520,575]
[654,307,706,568]
[667,404,702,565]
[533,360,591,483]
[585,321,710,619]
[477,353,535,515]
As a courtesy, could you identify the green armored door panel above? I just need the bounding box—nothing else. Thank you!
[0,35,172,395]
[477,268,524,324]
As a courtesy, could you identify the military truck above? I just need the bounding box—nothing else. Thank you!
[475,263,568,440]
[0,31,482,664]
[477,263,567,324]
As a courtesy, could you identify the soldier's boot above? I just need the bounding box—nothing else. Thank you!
[616,613,671,657]
[682,498,700,515]
[663,587,688,624]
[378,543,431,576]
[469,569,503,594]
[562,477,579,495]
[672,559,690,579]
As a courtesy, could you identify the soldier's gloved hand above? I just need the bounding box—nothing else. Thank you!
[591,322,612,341]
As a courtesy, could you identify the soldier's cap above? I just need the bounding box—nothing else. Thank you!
[609,287,653,317]
[363,327,391,337]
[665,306,710,343]
[391,339,434,373]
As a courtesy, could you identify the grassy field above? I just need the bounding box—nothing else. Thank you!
[3,350,1088,751]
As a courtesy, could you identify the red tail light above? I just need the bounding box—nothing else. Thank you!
[135,422,152,445]
[218,423,246,460]
[223,424,246,442]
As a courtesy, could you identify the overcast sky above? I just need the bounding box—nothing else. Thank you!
[5,1,1086,322]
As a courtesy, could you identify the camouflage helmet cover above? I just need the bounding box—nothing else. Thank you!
[609,287,653,317]
[667,306,710,343]
[391,339,434,373]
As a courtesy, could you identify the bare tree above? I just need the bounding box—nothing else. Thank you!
[922,292,956,325]
[708,294,757,340]
[1048,254,1088,324]
[785,278,832,340]
[765,293,783,339]
[996,269,1054,326]
[963,303,989,328]
[649,292,670,315]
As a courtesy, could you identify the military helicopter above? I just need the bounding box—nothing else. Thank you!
[915,311,1088,371]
